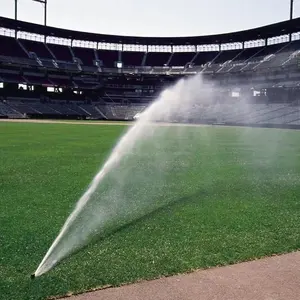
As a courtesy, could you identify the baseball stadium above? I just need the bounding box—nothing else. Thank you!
[1,1,300,299]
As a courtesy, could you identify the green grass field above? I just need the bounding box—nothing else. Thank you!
[1,121,300,300]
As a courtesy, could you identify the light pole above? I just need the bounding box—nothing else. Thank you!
[15,0,18,20]
[290,0,294,20]
[32,0,47,26]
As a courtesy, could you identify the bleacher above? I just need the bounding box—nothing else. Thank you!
[0,102,24,118]
[193,51,219,66]
[97,50,118,68]
[1,16,300,126]
[47,43,73,61]
[0,36,28,58]
[46,103,80,116]
[169,52,195,66]
[145,52,171,66]
[79,104,104,119]
[0,33,300,72]
[3,93,300,127]
[72,47,96,65]
[19,39,53,59]
[7,100,41,115]
[122,51,144,67]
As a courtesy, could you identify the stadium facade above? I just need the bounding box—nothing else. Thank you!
[1,16,300,126]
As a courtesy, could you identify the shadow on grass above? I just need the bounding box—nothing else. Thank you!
[38,189,206,278]
[102,189,206,238]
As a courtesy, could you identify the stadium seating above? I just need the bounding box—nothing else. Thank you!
[19,39,53,59]
[169,52,196,66]
[1,16,300,127]
[79,104,104,119]
[97,50,119,68]
[122,51,144,66]
[145,52,171,66]
[47,43,73,61]
[72,47,96,65]
[192,51,220,66]
[24,75,52,85]
[3,94,300,127]
[1,34,300,71]
[0,101,24,118]
[0,36,28,58]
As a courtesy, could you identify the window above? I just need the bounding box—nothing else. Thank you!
[292,32,300,41]
[173,45,195,52]
[221,42,243,51]
[98,43,122,51]
[46,36,72,46]
[232,91,239,97]
[197,44,219,52]
[18,83,27,90]
[123,44,147,52]
[244,39,266,48]
[0,27,15,37]
[148,45,171,52]
[72,40,97,49]
[17,31,44,42]
[47,86,55,92]
[267,34,289,45]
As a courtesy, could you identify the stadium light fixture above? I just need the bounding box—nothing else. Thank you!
[32,0,48,26]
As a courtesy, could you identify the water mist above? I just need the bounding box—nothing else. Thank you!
[33,74,224,277]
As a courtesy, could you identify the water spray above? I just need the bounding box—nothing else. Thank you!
[33,74,221,277]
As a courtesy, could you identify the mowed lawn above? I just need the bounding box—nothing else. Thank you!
[0,122,300,300]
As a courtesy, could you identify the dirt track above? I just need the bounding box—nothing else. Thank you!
[65,251,300,300]
[0,118,297,132]
[0,118,133,126]
[0,118,218,128]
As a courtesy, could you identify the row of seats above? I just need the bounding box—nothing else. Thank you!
[0,100,146,120]
[0,101,24,118]
[177,103,300,125]
[2,98,300,125]
[105,105,145,120]
[1,35,300,69]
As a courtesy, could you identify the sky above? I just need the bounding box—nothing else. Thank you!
[1,0,299,37]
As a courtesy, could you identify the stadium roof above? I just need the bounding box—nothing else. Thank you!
[1,16,300,45]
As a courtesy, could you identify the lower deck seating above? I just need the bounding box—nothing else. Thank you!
[0,102,24,118]
[2,98,300,127]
